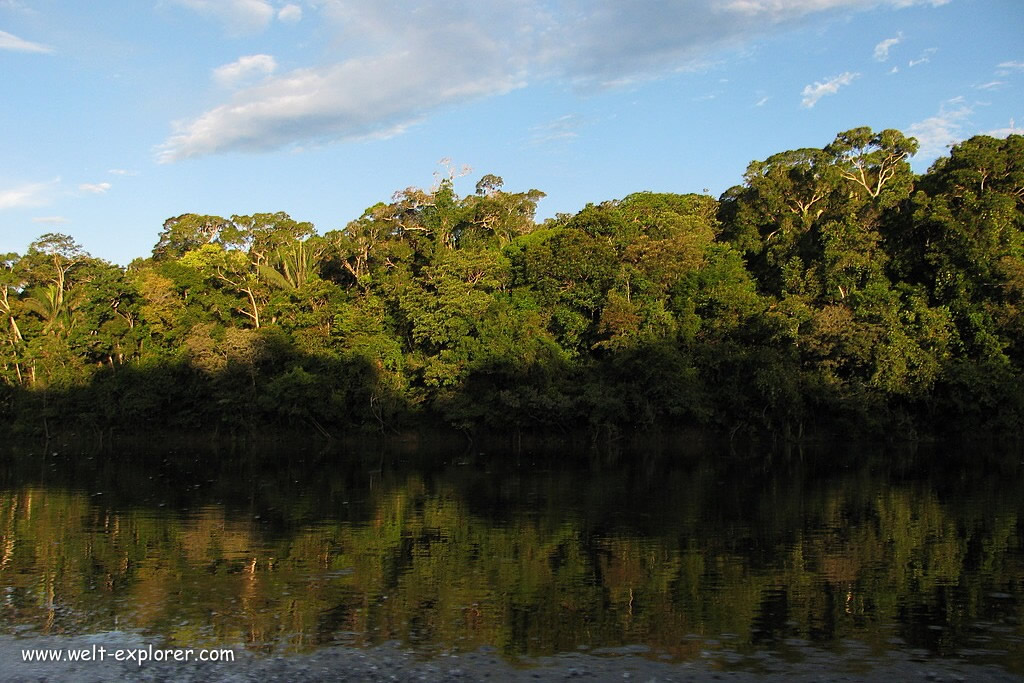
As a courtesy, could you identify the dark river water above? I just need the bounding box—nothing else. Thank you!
[0,437,1022,676]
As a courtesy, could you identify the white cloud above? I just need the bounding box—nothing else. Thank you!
[159,46,526,162]
[108,169,138,176]
[985,120,1018,138]
[996,60,1024,75]
[755,96,770,107]
[723,0,948,16]
[528,114,583,146]
[0,0,44,12]
[909,47,937,67]
[908,97,972,160]
[0,178,59,209]
[31,216,69,225]
[975,81,1006,91]
[277,4,302,23]
[987,126,1019,138]
[79,182,112,194]
[873,33,902,61]
[157,0,951,161]
[170,0,274,34]
[213,54,278,87]
[800,71,859,108]
[693,90,723,102]
[0,29,52,53]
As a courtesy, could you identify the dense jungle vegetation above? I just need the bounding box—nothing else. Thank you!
[1,127,1023,439]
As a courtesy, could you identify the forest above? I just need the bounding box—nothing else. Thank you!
[1,127,1022,440]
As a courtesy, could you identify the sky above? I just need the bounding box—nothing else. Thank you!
[1,0,1021,266]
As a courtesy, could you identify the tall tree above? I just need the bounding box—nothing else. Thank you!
[0,254,25,385]
[179,244,266,329]
[908,134,1024,362]
[152,214,234,260]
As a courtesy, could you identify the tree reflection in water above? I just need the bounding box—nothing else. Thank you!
[0,441,1021,674]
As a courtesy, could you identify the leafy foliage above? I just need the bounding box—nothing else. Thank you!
[3,130,1023,438]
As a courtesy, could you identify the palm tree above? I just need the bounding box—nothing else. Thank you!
[24,284,83,337]
[257,240,326,292]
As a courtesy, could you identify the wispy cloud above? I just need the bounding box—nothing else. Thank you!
[908,97,972,160]
[0,1,35,12]
[108,169,138,176]
[985,120,1018,138]
[801,72,859,108]
[873,33,902,61]
[213,54,277,88]
[0,29,52,53]
[169,0,274,35]
[158,8,530,162]
[724,0,949,15]
[693,90,723,102]
[0,178,59,209]
[909,47,937,67]
[31,216,69,225]
[996,60,1024,75]
[79,182,112,194]
[277,4,302,23]
[157,0,952,161]
[528,114,583,146]
[755,95,770,107]
[975,81,1006,91]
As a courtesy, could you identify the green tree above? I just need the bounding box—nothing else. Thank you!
[180,244,267,329]
[257,237,327,292]
[152,214,234,260]
[456,175,545,248]
[231,212,316,262]
[0,253,26,385]
[907,134,1024,362]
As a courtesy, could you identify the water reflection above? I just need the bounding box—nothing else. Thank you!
[0,441,1021,673]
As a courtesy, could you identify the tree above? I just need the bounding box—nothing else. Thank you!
[10,235,96,386]
[324,204,400,289]
[231,212,316,262]
[907,134,1024,362]
[825,127,918,206]
[512,225,617,353]
[457,180,544,248]
[720,128,918,303]
[131,266,186,353]
[152,214,234,260]
[258,238,327,292]
[0,253,25,384]
[23,284,83,337]
[180,244,266,328]
[22,232,88,295]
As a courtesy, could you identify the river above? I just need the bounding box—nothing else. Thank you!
[0,436,1021,681]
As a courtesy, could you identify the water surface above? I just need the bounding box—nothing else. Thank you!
[0,439,1021,675]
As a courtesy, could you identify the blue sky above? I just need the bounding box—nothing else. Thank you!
[1,0,1021,265]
